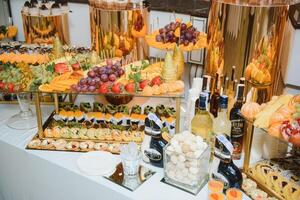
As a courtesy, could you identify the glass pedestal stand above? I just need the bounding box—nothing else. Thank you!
[6,93,37,130]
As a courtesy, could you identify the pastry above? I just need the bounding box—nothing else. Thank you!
[94,143,108,151]
[111,129,122,141]
[53,139,67,150]
[242,178,257,194]
[86,141,95,149]
[40,139,54,148]
[108,143,120,153]
[86,128,96,139]
[249,189,268,200]
[28,139,41,148]
[66,141,79,150]
[79,142,88,151]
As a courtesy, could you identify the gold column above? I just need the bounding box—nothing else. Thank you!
[35,93,43,139]
[205,0,289,97]
[175,98,181,133]
[89,3,149,60]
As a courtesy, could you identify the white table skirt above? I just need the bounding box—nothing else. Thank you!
[0,104,251,200]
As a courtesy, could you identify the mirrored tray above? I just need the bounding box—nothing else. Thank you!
[209,0,300,6]
[104,163,155,191]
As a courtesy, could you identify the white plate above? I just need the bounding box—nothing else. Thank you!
[77,151,118,176]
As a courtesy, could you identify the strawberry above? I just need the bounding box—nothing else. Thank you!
[71,62,81,71]
[139,80,150,90]
[0,82,5,90]
[7,83,14,93]
[111,83,122,94]
[125,82,135,93]
[98,84,109,94]
[54,63,69,74]
[151,76,162,86]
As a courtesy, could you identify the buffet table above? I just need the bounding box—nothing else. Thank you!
[0,104,251,200]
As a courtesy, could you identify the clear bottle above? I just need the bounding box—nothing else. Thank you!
[195,75,211,112]
[213,95,231,137]
[191,92,213,144]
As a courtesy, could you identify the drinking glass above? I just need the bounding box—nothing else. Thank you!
[6,93,37,130]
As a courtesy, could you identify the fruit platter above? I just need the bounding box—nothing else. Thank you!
[0,41,94,92]
[27,101,176,153]
[0,26,18,41]
[145,19,207,51]
[0,40,185,97]
[241,94,300,146]
[38,55,184,97]
[245,37,273,85]
[131,12,147,38]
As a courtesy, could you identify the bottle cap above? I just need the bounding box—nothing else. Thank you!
[202,75,211,91]
[219,95,228,109]
[239,77,245,84]
[199,92,207,108]
[236,84,245,100]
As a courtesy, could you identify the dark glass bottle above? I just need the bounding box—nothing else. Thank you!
[211,134,243,190]
[210,73,220,118]
[229,84,245,160]
[143,112,167,168]
[239,77,245,84]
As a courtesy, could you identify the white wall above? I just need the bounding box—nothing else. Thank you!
[10,0,91,46]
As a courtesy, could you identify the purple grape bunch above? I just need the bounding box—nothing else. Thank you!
[134,14,144,32]
[71,59,125,93]
[155,21,200,46]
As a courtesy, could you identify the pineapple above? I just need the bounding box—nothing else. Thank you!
[52,36,64,59]
[173,45,184,79]
[162,52,177,82]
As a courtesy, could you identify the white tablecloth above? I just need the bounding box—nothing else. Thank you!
[0,104,251,200]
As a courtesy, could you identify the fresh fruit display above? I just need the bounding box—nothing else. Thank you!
[141,79,184,96]
[245,38,273,85]
[0,52,49,65]
[0,62,33,92]
[95,30,134,58]
[163,52,177,82]
[39,71,84,92]
[0,25,18,40]
[172,45,184,79]
[245,55,271,85]
[281,118,300,146]
[241,102,262,119]
[131,12,147,38]
[0,42,184,96]
[66,58,184,96]
[247,158,300,200]
[145,19,207,51]
[243,93,300,145]
[254,95,293,128]
[279,102,300,146]
[71,59,123,93]
[36,54,93,92]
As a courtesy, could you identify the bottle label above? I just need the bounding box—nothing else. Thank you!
[216,134,233,155]
[214,134,233,162]
[231,119,245,138]
[212,173,230,190]
[147,113,163,129]
[144,148,162,162]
